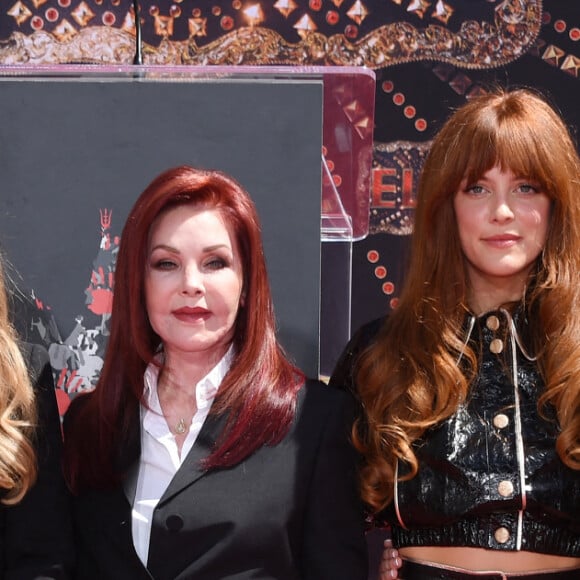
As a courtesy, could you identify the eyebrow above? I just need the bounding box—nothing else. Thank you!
[203,244,231,252]
[149,243,231,253]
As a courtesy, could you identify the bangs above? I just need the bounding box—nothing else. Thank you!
[460,114,557,198]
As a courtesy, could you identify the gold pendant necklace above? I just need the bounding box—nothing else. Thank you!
[175,418,187,435]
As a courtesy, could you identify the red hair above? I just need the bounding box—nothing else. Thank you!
[64,166,304,491]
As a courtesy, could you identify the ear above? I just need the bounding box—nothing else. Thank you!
[240,289,247,308]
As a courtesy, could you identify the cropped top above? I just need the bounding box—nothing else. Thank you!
[329,309,580,557]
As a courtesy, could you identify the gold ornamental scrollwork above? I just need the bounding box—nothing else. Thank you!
[0,0,542,69]
[183,0,541,69]
[0,28,135,65]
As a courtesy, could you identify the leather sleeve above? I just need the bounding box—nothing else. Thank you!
[328,317,385,394]
[301,383,368,580]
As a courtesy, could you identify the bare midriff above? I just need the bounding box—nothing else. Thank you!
[400,546,580,572]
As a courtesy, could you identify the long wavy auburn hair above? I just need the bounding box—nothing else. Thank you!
[354,88,580,512]
[0,257,37,504]
[64,166,304,492]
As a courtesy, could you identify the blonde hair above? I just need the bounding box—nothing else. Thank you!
[355,88,580,512]
[0,258,37,504]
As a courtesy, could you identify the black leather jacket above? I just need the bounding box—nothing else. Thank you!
[329,309,580,557]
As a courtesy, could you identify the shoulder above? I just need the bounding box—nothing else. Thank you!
[18,342,55,398]
[328,316,387,391]
[296,378,357,424]
[341,316,387,363]
[18,341,50,382]
[300,377,353,403]
[350,316,387,351]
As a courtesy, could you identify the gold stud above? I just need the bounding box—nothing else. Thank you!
[494,527,510,544]
[493,414,509,429]
[498,480,514,497]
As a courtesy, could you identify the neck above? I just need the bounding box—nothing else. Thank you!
[468,293,522,315]
[466,275,528,315]
[160,345,228,392]
[467,264,533,314]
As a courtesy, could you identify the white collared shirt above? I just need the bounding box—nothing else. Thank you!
[131,347,234,566]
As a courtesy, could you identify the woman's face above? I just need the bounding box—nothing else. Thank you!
[145,204,244,364]
[453,165,551,310]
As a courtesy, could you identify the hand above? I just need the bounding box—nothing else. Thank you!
[379,538,402,579]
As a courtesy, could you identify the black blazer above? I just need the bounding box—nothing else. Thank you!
[0,343,75,579]
[66,379,368,580]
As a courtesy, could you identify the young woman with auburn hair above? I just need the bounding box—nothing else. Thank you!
[63,165,367,580]
[0,256,74,577]
[331,88,580,579]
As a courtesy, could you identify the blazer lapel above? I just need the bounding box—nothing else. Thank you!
[157,412,228,506]
[118,405,142,506]
[75,483,154,579]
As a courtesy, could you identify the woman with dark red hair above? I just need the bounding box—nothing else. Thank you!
[63,165,367,580]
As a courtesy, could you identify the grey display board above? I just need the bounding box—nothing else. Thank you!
[0,76,323,390]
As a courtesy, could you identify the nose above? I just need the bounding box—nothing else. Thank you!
[181,266,203,296]
[490,194,515,223]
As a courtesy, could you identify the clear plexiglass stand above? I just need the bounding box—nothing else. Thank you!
[0,64,375,384]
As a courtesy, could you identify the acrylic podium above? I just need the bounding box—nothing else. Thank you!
[0,64,374,397]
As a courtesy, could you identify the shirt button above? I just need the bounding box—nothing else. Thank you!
[486,315,500,331]
[166,514,184,532]
[498,480,514,497]
[493,413,509,429]
[494,527,510,544]
[490,338,504,354]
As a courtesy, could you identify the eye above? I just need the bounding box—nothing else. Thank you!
[151,258,177,271]
[515,182,540,194]
[204,257,227,271]
[464,184,487,196]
